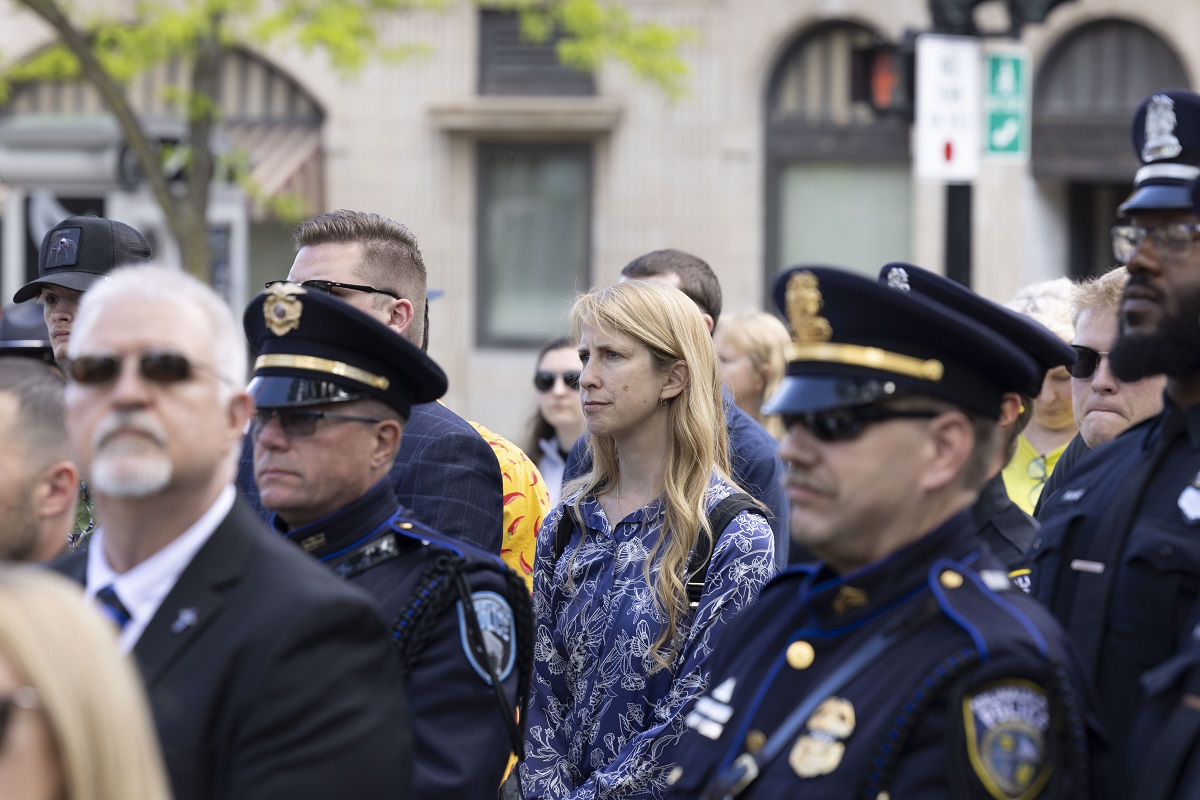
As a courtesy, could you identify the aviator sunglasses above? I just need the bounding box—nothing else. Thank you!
[63,350,228,386]
[534,370,581,392]
[1068,345,1110,380]
[783,406,943,443]
[250,408,386,439]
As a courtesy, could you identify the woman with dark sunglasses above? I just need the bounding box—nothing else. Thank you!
[525,336,585,509]
[0,566,170,800]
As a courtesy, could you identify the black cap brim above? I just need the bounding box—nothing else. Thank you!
[0,341,55,365]
[12,271,105,304]
[247,375,369,410]
[762,374,926,415]
[1118,183,1195,215]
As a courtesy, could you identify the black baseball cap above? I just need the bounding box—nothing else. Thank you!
[13,216,152,303]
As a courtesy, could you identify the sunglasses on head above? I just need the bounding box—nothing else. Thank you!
[0,687,39,751]
[783,406,943,442]
[1068,345,1110,380]
[63,351,226,386]
[250,407,386,439]
[266,279,400,300]
[534,370,581,392]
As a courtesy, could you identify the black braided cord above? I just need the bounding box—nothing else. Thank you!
[862,646,981,798]
[391,553,462,680]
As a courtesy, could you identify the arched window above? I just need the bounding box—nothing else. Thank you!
[765,21,911,289]
[1033,20,1189,277]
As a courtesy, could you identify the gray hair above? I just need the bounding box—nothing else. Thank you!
[69,265,246,397]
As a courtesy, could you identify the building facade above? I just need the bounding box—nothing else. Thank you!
[1,0,1195,442]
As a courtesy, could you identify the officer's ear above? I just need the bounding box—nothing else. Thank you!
[917,410,974,494]
[32,458,79,520]
[368,418,404,469]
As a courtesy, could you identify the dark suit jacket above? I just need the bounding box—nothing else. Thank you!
[238,401,504,553]
[53,499,413,800]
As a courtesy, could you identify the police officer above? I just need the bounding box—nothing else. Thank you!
[244,282,532,800]
[878,263,1075,570]
[660,266,1106,799]
[1028,89,1200,795]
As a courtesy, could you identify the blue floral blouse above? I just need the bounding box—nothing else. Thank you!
[519,476,776,799]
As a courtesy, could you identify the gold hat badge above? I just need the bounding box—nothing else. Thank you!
[264,282,307,337]
[783,270,943,383]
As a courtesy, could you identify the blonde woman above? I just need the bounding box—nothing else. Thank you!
[0,565,171,800]
[713,311,791,439]
[519,280,776,799]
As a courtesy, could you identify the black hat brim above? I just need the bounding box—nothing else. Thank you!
[247,375,369,410]
[1118,183,1194,215]
[762,374,923,416]
[0,341,55,364]
[12,271,105,304]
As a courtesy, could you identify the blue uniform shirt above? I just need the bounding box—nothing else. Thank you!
[661,511,1107,799]
[519,476,775,800]
[273,479,530,800]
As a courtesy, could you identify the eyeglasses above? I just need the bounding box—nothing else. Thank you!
[782,406,943,442]
[63,351,227,386]
[265,280,401,300]
[534,370,581,392]
[250,407,385,439]
[0,687,40,750]
[1111,223,1200,264]
[1069,345,1110,380]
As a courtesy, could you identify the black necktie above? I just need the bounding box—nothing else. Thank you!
[1067,409,1188,672]
[94,584,132,631]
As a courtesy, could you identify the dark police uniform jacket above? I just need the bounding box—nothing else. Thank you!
[661,511,1107,800]
[273,479,533,800]
[972,474,1038,570]
[53,498,413,800]
[1029,402,1200,788]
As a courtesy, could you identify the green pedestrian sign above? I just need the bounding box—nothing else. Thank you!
[984,49,1030,159]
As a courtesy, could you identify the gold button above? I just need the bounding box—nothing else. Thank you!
[745,729,766,754]
[398,522,413,530]
[786,641,815,669]
[877,793,891,800]
[666,766,683,785]
[939,570,963,589]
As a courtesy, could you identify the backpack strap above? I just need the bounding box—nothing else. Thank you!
[552,505,581,563]
[686,492,764,607]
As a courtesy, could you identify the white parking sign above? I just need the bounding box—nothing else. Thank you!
[915,34,982,182]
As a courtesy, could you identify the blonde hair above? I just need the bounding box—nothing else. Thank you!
[566,280,735,673]
[1071,267,1128,326]
[1005,277,1074,343]
[715,311,791,439]
[0,566,171,800]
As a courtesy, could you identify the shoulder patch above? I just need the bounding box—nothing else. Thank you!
[963,681,1051,800]
[1007,568,1032,594]
[457,590,516,685]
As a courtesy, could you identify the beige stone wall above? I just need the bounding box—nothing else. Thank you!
[2,0,1198,444]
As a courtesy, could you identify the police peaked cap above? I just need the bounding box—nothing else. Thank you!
[762,266,1042,419]
[1119,89,1200,215]
[244,283,447,419]
[14,216,152,303]
[878,263,1075,398]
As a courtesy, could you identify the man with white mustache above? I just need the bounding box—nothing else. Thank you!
[50,264,414,800]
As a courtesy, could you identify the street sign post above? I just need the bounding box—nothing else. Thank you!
[984,47,1031,159]
[915,34,982,183]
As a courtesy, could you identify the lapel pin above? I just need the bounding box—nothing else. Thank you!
[171,607,199,634]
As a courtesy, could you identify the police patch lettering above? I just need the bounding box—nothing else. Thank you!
[963,681,1051,800]
[457,591,516,685]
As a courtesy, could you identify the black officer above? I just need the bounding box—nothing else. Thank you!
[878,263,1075,571]
[244,282,532,800]
[1028,89,1200,796]
[661,266,1107,799]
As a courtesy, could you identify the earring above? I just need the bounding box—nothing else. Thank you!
[659,397,667,407]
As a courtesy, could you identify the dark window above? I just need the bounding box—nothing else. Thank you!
[478,11,595,96]
[476,143,591,347]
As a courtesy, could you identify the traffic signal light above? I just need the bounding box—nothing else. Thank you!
[851,43,915,120]
[1008,0,1077,35]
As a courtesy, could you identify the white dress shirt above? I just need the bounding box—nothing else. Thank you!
[85,484,235,653]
